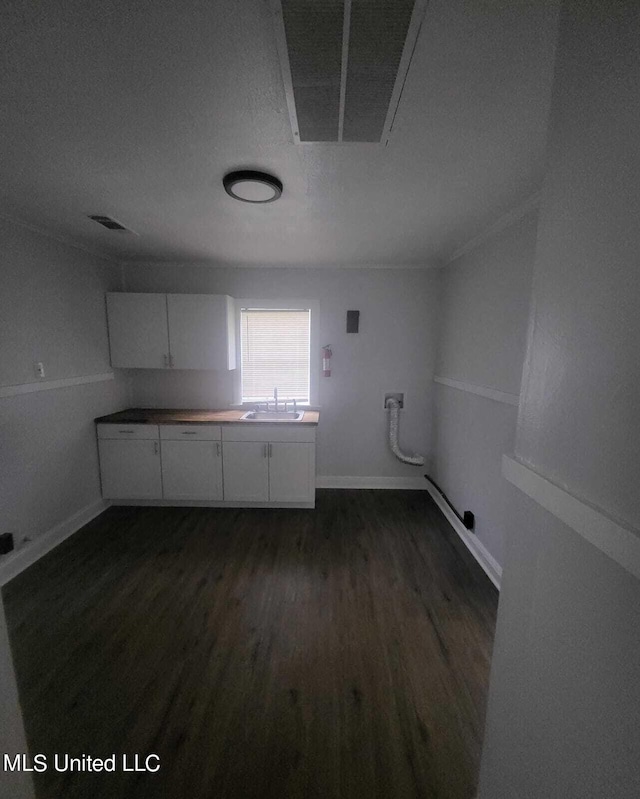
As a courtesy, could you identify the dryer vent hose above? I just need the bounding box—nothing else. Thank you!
[386,397,424,466]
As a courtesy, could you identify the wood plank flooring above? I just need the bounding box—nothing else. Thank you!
[3,490,497,799]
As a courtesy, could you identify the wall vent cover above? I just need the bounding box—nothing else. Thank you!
[88,215,130,231]
[270,0,428,144]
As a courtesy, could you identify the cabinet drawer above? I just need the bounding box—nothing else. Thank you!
[97,424,159,440]
[222,424,316,443]
[159,424,221,441]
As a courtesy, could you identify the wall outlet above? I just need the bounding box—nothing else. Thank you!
[34,362,45,378]
[384,392,404,409]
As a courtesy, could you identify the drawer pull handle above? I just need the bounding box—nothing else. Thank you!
[119,430,134,434]
[181,431,198,435]
[216,442,221,456]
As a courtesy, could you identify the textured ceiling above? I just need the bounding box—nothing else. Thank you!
[0,0,560,266]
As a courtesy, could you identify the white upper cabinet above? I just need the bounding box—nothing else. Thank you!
[167,294,235,370]
[107,293,170,369]
[106,292,236,371]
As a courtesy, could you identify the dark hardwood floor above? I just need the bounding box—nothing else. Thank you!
[3,490,498,799]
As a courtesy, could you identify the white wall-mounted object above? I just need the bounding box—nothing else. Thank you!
[383,391,404,409]
[106,292,236,371]
[166,294,235,370]
[106,293,170,370]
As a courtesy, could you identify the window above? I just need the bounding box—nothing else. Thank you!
[240,307,311,403]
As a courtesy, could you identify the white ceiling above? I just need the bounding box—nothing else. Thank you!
[0,0,560,267]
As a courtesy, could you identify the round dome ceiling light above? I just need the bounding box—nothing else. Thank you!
[223,170,283,203]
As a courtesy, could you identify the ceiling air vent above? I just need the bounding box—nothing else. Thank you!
[88,215,130,231]
[270,0,428,144]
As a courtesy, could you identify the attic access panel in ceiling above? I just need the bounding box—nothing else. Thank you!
[270,0,428,144]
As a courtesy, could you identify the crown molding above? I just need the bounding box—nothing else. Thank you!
[118,260,440,271]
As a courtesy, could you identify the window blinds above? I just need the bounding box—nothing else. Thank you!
[241,308,311,401]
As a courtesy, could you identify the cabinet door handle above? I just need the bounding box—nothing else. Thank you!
[263,444,268,458]
[163,353,169,368]
[154,442,159,455]
[169,353,174,368]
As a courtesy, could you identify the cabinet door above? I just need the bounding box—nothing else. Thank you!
[269,443,315,503]
[167,294,236,370]
[98,440,163,499]
[107,293,169,369]
[222,442,269,502]
[161,441,223,500]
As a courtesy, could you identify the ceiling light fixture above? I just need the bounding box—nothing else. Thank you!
[223,170,283,203]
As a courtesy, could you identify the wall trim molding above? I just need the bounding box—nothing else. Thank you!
[316,475,427,490]
[424,481,502,590]
[434,375,520,406]
[448,190,542,264]
[503,455,640,581]
[0,372,114,399]
[0,499,110,587]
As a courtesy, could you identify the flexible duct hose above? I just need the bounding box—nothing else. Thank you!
[385,397,424,466]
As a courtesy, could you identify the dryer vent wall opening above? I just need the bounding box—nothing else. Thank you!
[386,397,424,466]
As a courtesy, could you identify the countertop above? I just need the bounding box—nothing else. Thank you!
[95,407,320,426]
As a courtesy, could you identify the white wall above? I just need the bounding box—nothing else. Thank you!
[122,264,439,481]
[434,211,537,564]
[0,218,129,567]
[479,1,640,796]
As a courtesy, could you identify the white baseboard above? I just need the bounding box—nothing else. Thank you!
[0,499,110,587]
[316,475,428,490]
[424,482,502,590]
[112,499,315,509]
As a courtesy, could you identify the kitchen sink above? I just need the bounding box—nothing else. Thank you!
[240,411,304,421]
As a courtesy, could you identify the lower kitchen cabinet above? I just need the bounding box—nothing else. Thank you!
[221,428,316,505]
[96,420,316,507]
[222,442,270,502]
[268,443,315,503]
[98,439,163,499]
[161,440,223,500]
